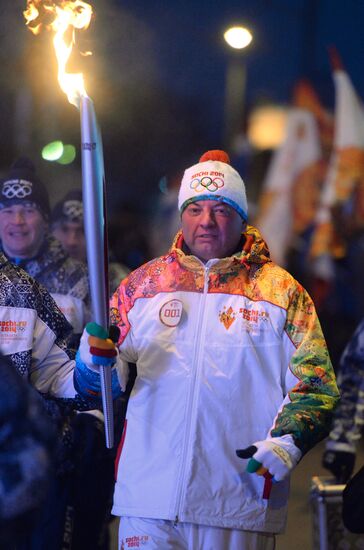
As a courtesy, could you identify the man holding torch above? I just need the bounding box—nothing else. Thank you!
[21,4,337,548]
[108,150,339,550]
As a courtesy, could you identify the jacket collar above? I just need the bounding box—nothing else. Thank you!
[170,225,271,273]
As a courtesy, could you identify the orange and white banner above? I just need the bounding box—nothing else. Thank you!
[255,107,322,267]
[310,67,364,265]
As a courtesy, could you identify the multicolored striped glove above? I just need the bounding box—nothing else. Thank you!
[75,322,128,399]
[83,322,119,367]
[236,436,302,482]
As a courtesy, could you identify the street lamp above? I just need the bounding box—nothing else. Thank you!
[223,25,253,150]
[224,26,253,50]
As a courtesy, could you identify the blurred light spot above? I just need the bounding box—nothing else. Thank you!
[158,176,168,194]
[248,105,288,150]
[57,144,76,164]
[42,140,64,161]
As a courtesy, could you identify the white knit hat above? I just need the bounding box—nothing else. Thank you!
[178,150,248,220]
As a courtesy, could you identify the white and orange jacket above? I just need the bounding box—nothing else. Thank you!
[110,225,339,533]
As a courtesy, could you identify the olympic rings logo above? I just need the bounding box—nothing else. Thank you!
[190,177,224,193]
[63,200,83,220]
[2,179,33,199]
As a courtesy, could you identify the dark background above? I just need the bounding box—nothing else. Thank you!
[1,0,363,217]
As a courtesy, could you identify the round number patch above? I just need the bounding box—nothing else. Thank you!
[159,299,183,327]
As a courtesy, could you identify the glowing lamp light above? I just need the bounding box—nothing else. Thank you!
[223,26,253,50]
[42,140,64,161]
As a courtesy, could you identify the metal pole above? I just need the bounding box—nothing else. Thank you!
[223,56,247,150]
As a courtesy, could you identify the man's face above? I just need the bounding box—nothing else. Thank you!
[52,220,86,261]
[0,203,47,259]
[181,200,245,262]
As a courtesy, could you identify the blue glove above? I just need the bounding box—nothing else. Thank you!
[75,323,124,399]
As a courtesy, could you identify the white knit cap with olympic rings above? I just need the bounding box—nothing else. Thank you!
[178,150,248,220]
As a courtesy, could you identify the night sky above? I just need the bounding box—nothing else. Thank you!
[1,1,364,210]
[116,0,364,143]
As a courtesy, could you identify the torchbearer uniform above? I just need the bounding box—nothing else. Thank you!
[110,225,338,546]
[108,149,339,550]
[4,233,91,344]
[0,251,104,405]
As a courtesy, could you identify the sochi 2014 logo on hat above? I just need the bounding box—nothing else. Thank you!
[2,179,33,199]
[189,173,225,194]
[159,299,183,327]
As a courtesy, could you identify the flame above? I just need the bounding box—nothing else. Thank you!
[24,0,93,108]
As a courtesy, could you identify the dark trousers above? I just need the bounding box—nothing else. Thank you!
[16,414,115,550]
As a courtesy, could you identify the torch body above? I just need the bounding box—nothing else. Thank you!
[80,95,114,448]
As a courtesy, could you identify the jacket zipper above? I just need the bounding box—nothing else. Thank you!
[174,262,213,523]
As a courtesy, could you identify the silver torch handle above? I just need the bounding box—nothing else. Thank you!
[80,94,114,448]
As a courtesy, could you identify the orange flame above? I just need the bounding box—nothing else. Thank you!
[23,0,92,108]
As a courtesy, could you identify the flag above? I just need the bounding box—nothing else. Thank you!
[255,106,322,267]
[310,50,364,264]
[290,80,333,237]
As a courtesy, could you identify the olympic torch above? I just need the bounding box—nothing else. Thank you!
[80,95,114,449]
[24,0,114,447]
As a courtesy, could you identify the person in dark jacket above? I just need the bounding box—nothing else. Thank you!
[0,353,56,548]
[0,157,121,550]
[0,252,123,548]
[0,158,90,344]
[51,188,129,295]
[323,317,364,483]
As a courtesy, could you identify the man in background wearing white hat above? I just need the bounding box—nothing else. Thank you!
[110,150,339,550]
